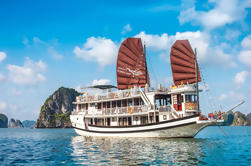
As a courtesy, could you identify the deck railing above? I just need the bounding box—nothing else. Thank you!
[73,105,150,116]
[75,87,169,103]
[76,89,143,103]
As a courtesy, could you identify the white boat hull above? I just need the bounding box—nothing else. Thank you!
[71,115,212,138]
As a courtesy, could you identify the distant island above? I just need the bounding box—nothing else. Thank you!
[9,118,24,128]
[0,113,36,128]
[0,113,8,128]
[226,111,251,126]
[22,120,36,128]
[34,87,80,128]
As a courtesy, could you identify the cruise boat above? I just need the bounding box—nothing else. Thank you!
[70,38,221,138]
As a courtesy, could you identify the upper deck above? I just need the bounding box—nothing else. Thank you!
[73,86,169,104]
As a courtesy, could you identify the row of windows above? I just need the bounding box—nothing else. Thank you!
[185,95,197,103]
[78,98,145,110]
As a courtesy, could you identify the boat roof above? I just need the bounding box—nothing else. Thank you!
[87,85,117,90]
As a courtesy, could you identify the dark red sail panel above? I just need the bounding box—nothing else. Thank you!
[117,38,150,89]
[170,40,201,85]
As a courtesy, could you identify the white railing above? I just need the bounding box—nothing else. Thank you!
[139,88,152,106]
[77,88,142,103]
[81,105,149,116]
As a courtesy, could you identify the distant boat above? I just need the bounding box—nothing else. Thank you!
[70,38,223,138]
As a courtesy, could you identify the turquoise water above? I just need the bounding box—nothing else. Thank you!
[0,127,250,165]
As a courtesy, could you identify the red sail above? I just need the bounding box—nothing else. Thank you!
[117,38,150,89]
[170,40,201,85]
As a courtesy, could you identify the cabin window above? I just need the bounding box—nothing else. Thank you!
[128,99,132,106]
[91,103,95,107]
[107,102,110,108]
[97,103,101,109]
[112,117,116,122]
[122,99,127,107]
[185,95,197,103]
[112,101,116,108]
[103,102,106,109]
[154,95,172,106]
[117,100,121,107]
[163,115,167,120]
[135,117,138,121]
[134,98,139,106]
[140,98,145,105]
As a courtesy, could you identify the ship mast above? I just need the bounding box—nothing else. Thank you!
[194,48,200,113]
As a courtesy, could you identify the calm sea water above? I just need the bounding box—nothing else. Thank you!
[0,127,250,165]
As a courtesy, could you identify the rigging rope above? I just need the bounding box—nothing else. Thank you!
[145,49,159,87]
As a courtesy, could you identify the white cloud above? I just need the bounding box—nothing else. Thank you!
[135,31,171,50]
[234,70,248,88]
[92,79,111,85]
[241,35,251,49]
[48,46,63,60]
[135,31,235,68]
[224,29,241,40]
[0,101,7,111]
[73,37,118,66]
[0,52,7,63]
[7,58,47,85]
[121,24,132,34]
[33,37,47,45]
[179,0,251,30]
[219,94,227,101]
[238,50,251,67]
[22,37,30,47]
[11,89,22,96]
[238,35,251,67]
[0,73,5,81]
[74,85,83,93]
[219,91,244,101]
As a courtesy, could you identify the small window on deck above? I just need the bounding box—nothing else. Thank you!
[185,95,197,103]
[103,102,106,109]
[128,99,132,106]
[117,100,121,107]
[112,101,116,108]
[140,98,145,105]
[97,103,101,109]
[107,102,110,108]
[134,98,139,106]
[122,100,127,107]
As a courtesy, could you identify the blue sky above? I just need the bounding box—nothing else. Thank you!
[0,0,251,120]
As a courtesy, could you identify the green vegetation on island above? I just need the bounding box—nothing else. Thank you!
[35,87,80,128]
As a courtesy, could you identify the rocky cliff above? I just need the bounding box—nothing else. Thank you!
[22,120,36,128]
[224,111,251,126]
[232,111,251,126]
[9,118,24,128]
[0,113,8,128]
[35,87,80,128]
[247,113,251,122]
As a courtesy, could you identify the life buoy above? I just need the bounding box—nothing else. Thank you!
[128,107,133,114]
[125,91,130,97]
[114,93,118,98]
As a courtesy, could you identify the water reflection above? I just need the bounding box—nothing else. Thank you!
[70,136,207,165]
